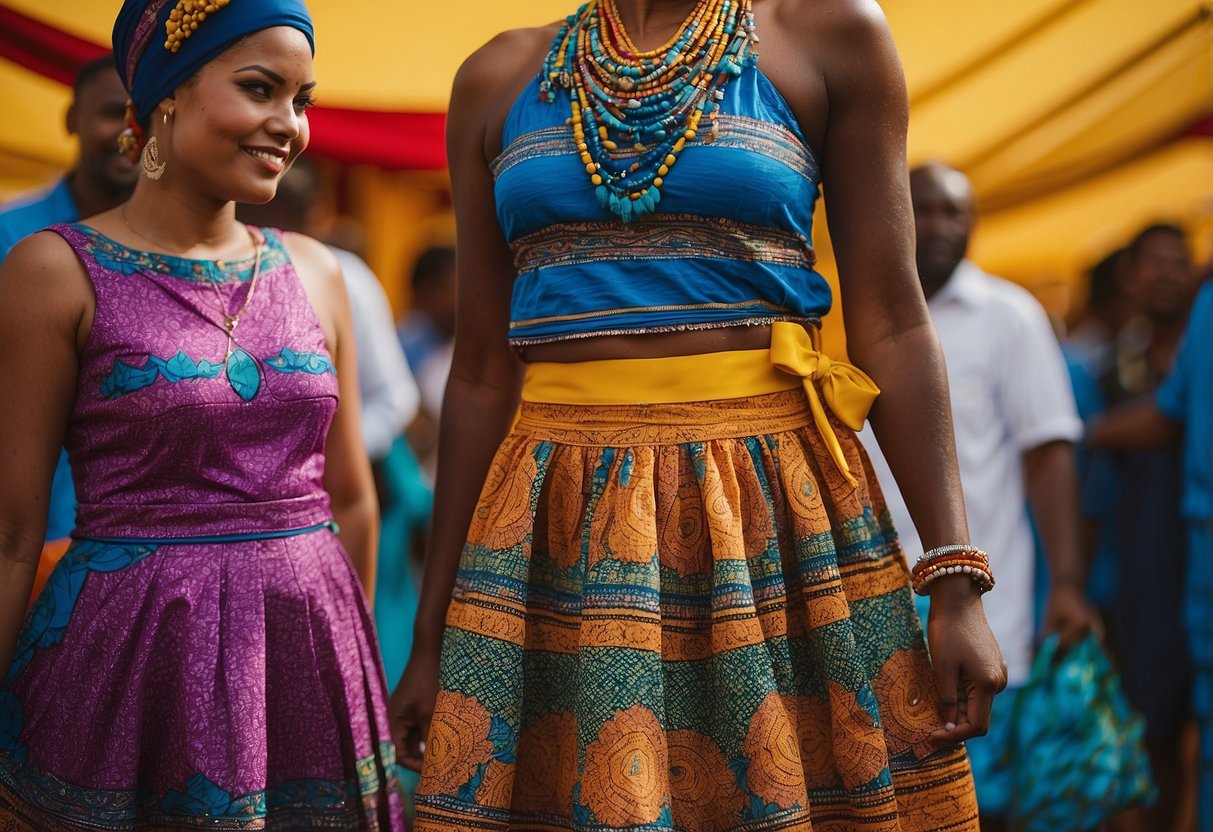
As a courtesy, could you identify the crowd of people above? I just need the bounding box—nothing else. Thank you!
[0,0,1207,830]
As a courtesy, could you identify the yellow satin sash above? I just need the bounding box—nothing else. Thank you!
[522,322,880,487]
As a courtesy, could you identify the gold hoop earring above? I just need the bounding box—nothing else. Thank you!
[141,136,166,180]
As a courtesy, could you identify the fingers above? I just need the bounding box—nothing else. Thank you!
[931,721,981,745]
[398,723,427,772]
[930,661,1003,748]
[1043,590,1103,652]
[930,684,984,746]
[1049,611,1097,653]
[963,684,993,737]
[391,699,429,772]
[932,657,960,734]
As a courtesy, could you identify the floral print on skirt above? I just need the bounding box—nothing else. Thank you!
[415,389,978,831]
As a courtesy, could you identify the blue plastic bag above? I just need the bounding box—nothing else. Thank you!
[1009,633,1156,831]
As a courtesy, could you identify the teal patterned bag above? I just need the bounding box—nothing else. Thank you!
[1009,633,1156,831]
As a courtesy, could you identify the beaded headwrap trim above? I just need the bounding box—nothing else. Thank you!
[165,0,234,53]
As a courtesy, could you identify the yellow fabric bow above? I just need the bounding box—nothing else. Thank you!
[769,322,881,488]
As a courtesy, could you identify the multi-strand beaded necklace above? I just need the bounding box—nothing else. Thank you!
[541,0,757,223]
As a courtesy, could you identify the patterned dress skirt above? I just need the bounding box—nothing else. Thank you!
[0,530,403,830]
[414,371,979,830]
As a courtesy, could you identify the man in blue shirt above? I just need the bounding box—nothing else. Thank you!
[0,55,137,543]
[1092,276,1213,831]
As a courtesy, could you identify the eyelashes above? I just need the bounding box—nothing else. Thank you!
[238,80,316,113]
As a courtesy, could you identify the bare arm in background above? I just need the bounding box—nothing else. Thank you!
[1088,402,1182,451]
[1024,440,1101,646]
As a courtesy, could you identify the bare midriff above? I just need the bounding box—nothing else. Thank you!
[518,323,776,363]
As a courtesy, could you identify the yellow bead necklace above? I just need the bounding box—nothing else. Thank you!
[541,0,757,222]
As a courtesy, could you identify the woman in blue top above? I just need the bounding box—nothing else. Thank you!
[392,1,1006,828]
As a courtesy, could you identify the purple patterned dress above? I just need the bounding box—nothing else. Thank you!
[0,224,403,831]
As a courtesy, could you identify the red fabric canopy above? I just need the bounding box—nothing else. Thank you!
[0,4,447,170]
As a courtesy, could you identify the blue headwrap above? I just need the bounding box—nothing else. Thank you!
[113,0,314,122]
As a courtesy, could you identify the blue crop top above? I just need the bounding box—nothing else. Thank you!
[493,63,829,347]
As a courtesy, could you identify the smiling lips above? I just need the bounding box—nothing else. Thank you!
[243,146,289,173]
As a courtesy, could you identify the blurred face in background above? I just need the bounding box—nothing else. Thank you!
[419,265,458,338]
[1126,229,1195,324]
[910,164,976,298]
[70,66,138,196]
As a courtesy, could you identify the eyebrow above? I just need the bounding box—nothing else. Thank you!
[234,64,317,92]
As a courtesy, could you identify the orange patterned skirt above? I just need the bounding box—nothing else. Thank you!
[414,387,979,830]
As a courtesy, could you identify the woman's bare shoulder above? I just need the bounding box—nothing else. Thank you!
[276,230,344,344]
[452,23,560,110]
[461,24,559,82]
[449,23,565,162]
[278,230,340,290]
[0,229,94,347]
[0,230,92,302]
[768,0,895,63]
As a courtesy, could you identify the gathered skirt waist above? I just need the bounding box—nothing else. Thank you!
[520,321,880,486]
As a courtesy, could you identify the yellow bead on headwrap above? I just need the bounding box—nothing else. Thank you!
[164,0,233,52]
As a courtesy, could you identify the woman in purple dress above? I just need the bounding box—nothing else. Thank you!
[0,1,402,829]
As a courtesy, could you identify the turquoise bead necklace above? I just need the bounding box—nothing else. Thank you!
[541,0,758,223]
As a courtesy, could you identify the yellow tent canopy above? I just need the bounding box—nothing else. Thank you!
[1,0,1210,329]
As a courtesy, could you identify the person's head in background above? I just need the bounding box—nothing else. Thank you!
[410,246,456,339]
[1080,247,1133,334]
[909,162,976,300]
[68,55,139,215]
[1122,223,1195,326]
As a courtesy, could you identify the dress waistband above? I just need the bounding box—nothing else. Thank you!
[76,521,338,546]
[521,321,880,486]
[72,493,333,541]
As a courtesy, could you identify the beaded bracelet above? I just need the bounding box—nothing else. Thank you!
[912,553,990,581]
[915,557,991,580]
[914,544,987,568]
[914,558,993,584]
[915,565,994,596]
[910,545,995,596]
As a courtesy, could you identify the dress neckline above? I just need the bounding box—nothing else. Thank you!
[67,222,278,285]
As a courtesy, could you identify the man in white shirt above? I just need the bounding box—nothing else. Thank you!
[331,248,420,459]
[860,162,1099,828]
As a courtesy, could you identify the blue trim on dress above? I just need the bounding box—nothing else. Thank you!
[66,223,288,284]
[99,347,335,401]
[264,347,336,376]
[99,351,223,398]
[77,520,339,546]
[0,745,399,829]
[4,540,157,688]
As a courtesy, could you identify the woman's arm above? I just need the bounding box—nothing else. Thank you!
[388,32,541,770]
[288,234,379,600]
[0,233,90,680]
[1087,400,1182,450]
[814,2,1007,741]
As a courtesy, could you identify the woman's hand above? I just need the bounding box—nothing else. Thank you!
[1042,580,1102,652]
[925,577,1008,747]
[389,647,441,772]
